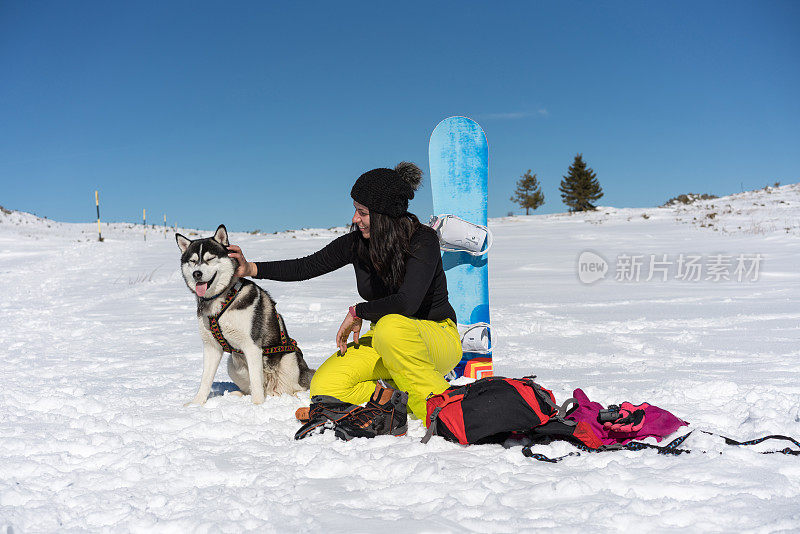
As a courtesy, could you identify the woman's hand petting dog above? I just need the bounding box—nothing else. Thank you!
[227,245,258,278]
[336,311,362,356]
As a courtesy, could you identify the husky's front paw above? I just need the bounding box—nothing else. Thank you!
[184,397,207,407]
[250,385,266,404]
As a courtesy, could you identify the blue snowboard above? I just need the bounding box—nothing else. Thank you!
[429,116,492,379]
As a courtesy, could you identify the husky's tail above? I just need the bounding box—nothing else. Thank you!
[296,347,315,389]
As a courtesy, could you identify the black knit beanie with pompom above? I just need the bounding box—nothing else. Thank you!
[350,162,423,217]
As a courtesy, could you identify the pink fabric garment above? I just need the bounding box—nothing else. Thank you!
[566,388,689,445]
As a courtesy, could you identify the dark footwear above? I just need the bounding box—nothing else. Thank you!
[294,396,360,440]
[333,384,408,441]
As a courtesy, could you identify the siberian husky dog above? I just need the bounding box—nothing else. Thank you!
[176,224,314,405]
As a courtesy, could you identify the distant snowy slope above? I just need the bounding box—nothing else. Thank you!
[1,185,799,533]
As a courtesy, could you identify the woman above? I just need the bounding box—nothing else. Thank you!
[228,162,462,436]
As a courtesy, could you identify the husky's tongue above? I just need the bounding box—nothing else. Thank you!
[195,282,208,297]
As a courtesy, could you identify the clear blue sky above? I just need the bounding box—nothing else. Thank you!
[1,1,798,232]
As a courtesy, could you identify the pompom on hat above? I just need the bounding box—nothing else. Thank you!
[350,162,423,217]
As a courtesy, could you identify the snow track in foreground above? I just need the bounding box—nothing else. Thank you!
[1,185,799,532]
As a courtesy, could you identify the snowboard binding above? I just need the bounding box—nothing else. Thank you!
[458,322,492,354]
[429,214,493,256]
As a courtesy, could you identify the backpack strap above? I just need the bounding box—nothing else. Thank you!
[421,406,443,444]
[557,398,579,419]
[525,378,577,424]
[420,385,471,444]
[699,430,800,455]
[521,430,800,462]
[522,431,694,462]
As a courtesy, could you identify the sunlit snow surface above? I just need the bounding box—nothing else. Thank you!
[1,185,799,532]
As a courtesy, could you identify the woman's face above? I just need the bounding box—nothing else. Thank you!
[352,201,370,239]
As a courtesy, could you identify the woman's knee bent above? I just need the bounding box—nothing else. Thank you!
[308,347,384,405]
[372,314,416,356]
[309,352,357,398]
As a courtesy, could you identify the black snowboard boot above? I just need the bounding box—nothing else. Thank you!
[294,396,360,440]
[333,383,409,441]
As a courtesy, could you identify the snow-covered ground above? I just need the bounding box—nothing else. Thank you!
[1,184,799,533]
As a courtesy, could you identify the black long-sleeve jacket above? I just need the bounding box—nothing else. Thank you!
[254,227,456,323]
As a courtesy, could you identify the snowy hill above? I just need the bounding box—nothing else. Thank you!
[1,184,799,532]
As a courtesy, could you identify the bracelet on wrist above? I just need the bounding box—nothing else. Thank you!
[349,305,358,319]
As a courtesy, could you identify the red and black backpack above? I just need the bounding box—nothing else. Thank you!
[422,376,602,449]
[423,376,800,462]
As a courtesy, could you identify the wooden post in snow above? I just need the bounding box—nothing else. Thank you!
[95,190,103,242]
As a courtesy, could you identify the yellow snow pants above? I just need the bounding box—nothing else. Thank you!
[310,314,462,422]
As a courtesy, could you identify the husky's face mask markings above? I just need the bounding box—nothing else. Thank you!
[175,224,314,406]
[177,226,234,299]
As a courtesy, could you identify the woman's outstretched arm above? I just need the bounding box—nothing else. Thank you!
[228,232,355,282]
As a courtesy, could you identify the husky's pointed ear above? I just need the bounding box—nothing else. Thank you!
[176,233,191,253]
[213,224,229,246]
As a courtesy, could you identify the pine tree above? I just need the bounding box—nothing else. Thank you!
[510,170,545,215]
[559,154,603,212]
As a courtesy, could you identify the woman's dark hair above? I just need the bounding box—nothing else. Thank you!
[351,212,433,291]
[349,161,428,290]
